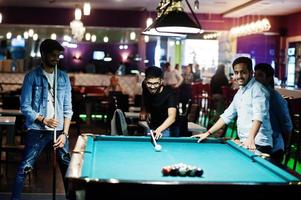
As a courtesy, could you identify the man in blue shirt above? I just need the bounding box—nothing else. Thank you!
[254,63,292,163]
[193,57,273,154]
[11,39,73,200]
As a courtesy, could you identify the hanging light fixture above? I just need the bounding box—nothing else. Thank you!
[230,17,271,37]
[194,0,199,10]
[142,2,185,37]
[75,7,82,20]
[70,19,85,41]
[143,0,203,36]
[142,16,186,37]
[83,2,91,16]
[70,7,85,41]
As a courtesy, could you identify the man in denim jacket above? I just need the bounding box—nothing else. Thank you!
[11,39,73,200]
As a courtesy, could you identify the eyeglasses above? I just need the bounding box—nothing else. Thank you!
[145,81,161,87]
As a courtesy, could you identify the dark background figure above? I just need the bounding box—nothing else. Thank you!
[124,55,138,75]
[179,64,193,105]
[105,75,124,96]
[210,64,229,118]
[174,63,180,71]
[85,59,96,73]
[177,65,194,137]
[193,64,202,82]
[116,62,126,75]
[254,63,293,164]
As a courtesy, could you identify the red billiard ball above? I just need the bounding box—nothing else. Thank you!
[162,167,171,176]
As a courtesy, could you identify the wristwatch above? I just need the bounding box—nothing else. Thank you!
[63,132,69,139]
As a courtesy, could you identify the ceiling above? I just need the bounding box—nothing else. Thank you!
[1,0,301,43]
[1,0,301,17]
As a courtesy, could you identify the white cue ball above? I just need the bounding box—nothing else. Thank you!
[155,144,162,152]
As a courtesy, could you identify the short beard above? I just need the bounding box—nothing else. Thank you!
[42,58,56,68]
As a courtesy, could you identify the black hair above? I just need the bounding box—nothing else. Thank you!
[215,64,225,75]
[40,39,64,54]
[145,66,163,79]
[232,57,253,72]
[254,63,274,77]
[254,63,275,88]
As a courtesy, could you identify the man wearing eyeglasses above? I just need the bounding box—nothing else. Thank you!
[140,66,178,140]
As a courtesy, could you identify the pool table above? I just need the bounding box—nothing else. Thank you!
[66,134,301,199]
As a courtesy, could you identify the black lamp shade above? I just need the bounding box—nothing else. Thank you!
[155,10,202,34]
[142,15,186,37]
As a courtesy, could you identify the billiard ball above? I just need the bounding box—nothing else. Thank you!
[169,167,178,176]
[155,144,162,151]
[179,167,187,176]
[195,168,203,177]
[188,168,196,177]
[162,167,171,176]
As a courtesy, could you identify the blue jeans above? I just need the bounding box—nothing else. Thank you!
[11,129,70,200]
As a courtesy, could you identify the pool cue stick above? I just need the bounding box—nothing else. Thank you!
[52,64,58,200]
[149,129,158,147]
[146,117,159,147]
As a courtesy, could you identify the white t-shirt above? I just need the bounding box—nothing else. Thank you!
[43,70,55,130]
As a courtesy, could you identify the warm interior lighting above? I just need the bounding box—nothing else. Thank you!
[194,0,199,10]
[130,32,136,40]
[144,35,149,43]
[28,29,34,37]
[6,32,12,39]
[203,32,221,40]
[143,0,203,36]
[0,12,2,23]
[91,34,97,42]
[85,32,91,41]
[230,17,271,37]
[103,36,109,43]
[33,33,39,41]
[23,31,29,39]
[142,27,186,37]
[83,3,91,16]
[75,8,82,20]
[50,33,57,40]
[70,19,86,41]
[146,17,153,27]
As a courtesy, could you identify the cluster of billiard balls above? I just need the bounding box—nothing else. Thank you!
[161,163,203,177]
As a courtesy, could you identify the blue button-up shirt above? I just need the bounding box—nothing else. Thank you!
[220,78,273,147]
[268,87,292,152]
[20,65,73,131]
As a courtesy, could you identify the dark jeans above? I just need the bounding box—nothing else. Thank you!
[256,145,272,154]
[271,150,284,164]
[11,129,70,200]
